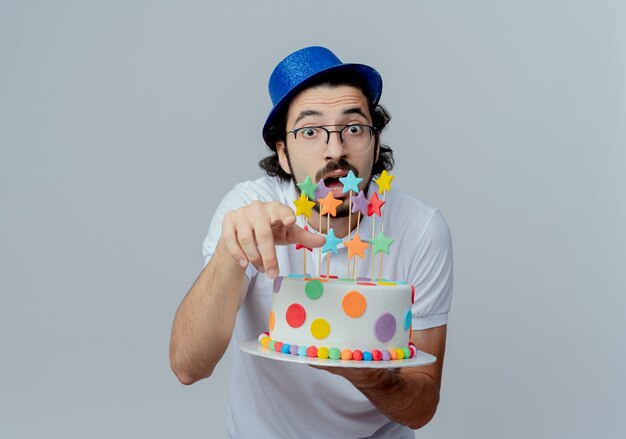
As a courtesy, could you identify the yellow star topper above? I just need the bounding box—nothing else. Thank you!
[375,170,395,193]
[293,194,315,218]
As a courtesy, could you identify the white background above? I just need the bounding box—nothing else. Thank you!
[1,1,625,438]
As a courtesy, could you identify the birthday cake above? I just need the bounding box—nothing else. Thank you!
[257,170,420,362]
[259,275,417,361]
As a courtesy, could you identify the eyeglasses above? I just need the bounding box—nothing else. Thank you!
[286,124,376,154]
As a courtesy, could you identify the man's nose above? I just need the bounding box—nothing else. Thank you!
[324,130,347,160]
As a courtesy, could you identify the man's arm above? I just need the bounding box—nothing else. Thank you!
[315,325,447,430]
[169,240,248,384]
[169,201,325,385]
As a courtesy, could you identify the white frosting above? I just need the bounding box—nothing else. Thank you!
[269,277,412,352]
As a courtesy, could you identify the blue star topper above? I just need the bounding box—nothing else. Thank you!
[321,228,343,254]
[339,170,363,194]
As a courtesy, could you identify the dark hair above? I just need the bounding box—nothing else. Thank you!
[259,71,394,182]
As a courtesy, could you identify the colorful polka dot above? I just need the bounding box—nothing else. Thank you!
[268,310,275,331]
[310,318,330,339]
[403,309,412,331]
[374,313,397,342]
[342,290,367,318]
[273,276,283,293]
[305,279,324,300]
[285,303,306,328]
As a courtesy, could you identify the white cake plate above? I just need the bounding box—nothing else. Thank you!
[238,340,436,369]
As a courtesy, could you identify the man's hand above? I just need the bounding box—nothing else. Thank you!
[310,326,446,430]
[221,201,325,279]
[310,364,387,387]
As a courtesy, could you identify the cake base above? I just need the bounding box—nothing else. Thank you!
[239,340,436,369]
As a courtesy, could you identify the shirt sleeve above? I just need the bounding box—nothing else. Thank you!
[201,184,259,280]
[409,210,454,330]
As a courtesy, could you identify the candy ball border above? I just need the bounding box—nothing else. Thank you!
[257,332,418,362]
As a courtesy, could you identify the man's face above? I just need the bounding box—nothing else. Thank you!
[276,85,379,217]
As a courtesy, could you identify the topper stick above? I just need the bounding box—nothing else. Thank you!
[293,193,315,278]
[381,191,386,231]
[371,214,376,281]
[379,190,386,280]
[326,214,331,279]
[318,213,322,277]
[348,192,352,234]
[379,251,383,283]
[347,250,352,279]
[347,192,353,278]
[303,246,307,280]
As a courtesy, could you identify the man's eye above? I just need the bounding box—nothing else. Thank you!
[347,125,364,135]
[301,128,319,138]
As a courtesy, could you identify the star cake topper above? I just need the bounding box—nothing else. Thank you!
[321,228,343,254]
[339,170,363,194]
[370,231,395,255]
[318,192,343,217]
[314,179,330,200]
[351,190,370,216]
[344,233,369,259]
[297,176,318,199]
[375,170,394,193]
[367,192,385,217]
[293,193,315,218]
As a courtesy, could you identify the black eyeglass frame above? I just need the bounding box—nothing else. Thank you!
[285,124,377,145]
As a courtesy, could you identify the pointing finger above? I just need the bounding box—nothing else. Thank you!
[288,225,326,249]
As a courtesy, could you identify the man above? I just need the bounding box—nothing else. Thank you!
[170,46,453,438]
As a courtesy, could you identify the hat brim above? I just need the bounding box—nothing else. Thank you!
[262,63,382,149]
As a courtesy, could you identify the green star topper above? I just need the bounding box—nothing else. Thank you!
[297,176,318,199]
[370,231,395,255]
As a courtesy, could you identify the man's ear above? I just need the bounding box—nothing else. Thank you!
[276,141,292,175]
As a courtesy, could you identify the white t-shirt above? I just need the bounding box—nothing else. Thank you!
[202,176,453,439]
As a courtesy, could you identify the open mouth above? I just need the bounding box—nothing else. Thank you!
[322,172,349,197]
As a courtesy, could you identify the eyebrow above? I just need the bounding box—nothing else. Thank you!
[292,107,370,126]
[293,110,322,126]
[342,107,369,120]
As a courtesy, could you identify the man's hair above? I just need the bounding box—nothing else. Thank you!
[259,70,394,181]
